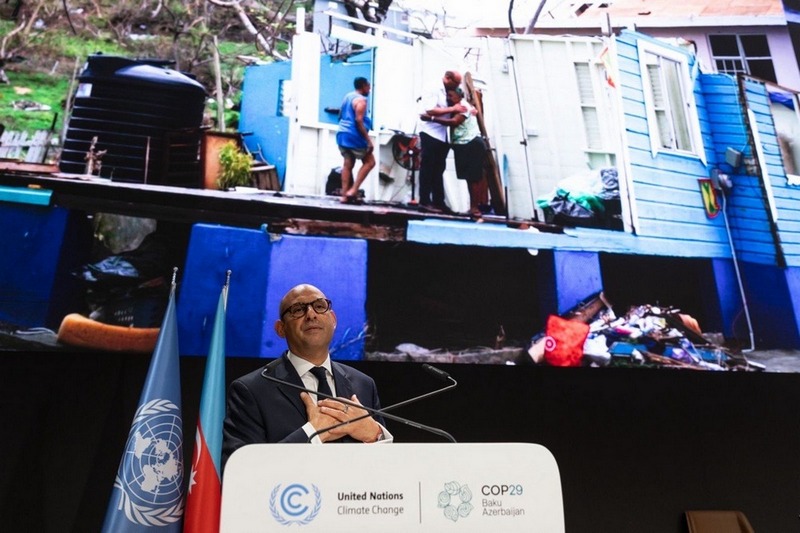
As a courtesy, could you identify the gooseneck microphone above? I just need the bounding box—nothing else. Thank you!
[261,362,457,443]
[307,363,457,442]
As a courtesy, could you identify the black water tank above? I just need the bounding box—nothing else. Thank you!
[59,55,207,186]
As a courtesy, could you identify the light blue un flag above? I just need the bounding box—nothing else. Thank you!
[101,286,184,532]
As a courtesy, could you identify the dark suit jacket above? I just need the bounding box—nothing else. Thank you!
[221,353,385,471]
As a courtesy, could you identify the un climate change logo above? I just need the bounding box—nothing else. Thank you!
[437,481,474,522]
[114,399,184,526]
[270,483,322,525]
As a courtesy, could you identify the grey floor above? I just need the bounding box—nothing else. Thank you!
[743,349,800,372]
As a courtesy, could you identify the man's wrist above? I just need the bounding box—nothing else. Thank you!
[366,428,384,443]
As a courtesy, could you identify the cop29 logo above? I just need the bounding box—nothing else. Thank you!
[269,483,322,525]
[437,481,474,522]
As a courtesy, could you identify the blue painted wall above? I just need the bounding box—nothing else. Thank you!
[178,224,271,357]
[707,258,742,339]
[700,74,777,266]
[700,74,800,346]
[239,61,292,182]
[238,51,373,183]
[615,31,729,253]
[0,194,88,328]
[740,261,800,347]
[0,202,65,325]
[178,224,367,359]
[741,77,800,268]
[258,232,367,360]
[0,191,58,325]
[318,51,373,124]
[538,251,603,316]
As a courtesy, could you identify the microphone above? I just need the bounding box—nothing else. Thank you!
[421,363,453,383]
[307,363,457,442]
[261,362,457,442]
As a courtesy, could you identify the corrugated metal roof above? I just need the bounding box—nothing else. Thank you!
[475,0,788,29]
[568,0,784,19]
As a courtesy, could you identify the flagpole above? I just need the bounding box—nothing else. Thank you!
[223,269,231,310]
[101,266,184,532]
[184,272,229,533]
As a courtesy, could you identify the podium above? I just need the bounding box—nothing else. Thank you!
[220,443,564,532]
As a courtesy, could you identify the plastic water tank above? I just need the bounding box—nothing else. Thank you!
[59,55,207,186]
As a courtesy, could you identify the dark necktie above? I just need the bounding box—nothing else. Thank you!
[309,366,332,399]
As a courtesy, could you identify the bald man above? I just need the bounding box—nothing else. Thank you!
[222,284,391,470]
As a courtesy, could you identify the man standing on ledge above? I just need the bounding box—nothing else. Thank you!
[417,70,463,212]
[336,77,375,203]
[222,284,391,469]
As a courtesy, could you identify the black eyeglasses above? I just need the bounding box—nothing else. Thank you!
[281,298,332,320]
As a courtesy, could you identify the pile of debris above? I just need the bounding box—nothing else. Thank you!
[529,292,763,371]
[11,100,52,111]
[367,292,764,370]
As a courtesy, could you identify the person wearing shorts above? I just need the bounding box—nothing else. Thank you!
[336,77,375,203]
[424,87,487,219]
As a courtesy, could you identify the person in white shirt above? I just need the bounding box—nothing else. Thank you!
[422,87,487,219]
[417,70,464,212]
[222,284,391,470]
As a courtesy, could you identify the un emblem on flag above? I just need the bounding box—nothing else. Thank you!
[113,399,184,526]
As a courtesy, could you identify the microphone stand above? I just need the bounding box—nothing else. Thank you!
[261,363,457,443]
[308,364,457,442]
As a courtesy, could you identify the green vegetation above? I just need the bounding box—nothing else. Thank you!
[0,71,69,132]
[217,141,254,190]
[33,26,128,61]
[0,23,261,136]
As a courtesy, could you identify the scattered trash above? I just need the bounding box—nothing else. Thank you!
[71,233,172,328]
[529,292,764,371]
[542,315,589,367]
[536,167,622,229]
[11,100,52,111]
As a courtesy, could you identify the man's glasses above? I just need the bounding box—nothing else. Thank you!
[281,298,332,320]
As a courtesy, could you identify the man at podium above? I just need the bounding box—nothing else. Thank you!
[222,284,391,469]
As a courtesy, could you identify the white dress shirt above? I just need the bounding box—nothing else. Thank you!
[285,352,392,444]
[418,84,449,142]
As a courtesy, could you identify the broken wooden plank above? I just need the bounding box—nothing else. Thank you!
[268,219,405,241]
[0,160,59,173]
[0,129,54,163]
[24,130,53,163]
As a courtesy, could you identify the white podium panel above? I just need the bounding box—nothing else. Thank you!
[220,443,564,532]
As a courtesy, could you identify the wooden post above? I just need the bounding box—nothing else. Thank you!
[213,36,225,131]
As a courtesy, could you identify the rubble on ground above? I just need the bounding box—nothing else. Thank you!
[367,292,766,371]
[366,343,525,364]
[528,292,764,371]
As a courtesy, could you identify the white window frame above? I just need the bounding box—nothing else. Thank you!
[767,84,800,186]
[573,58,618,168]
[709,34,773,78]
[574,61,603,149]
[787,91,800,186]
[637,40,706,164]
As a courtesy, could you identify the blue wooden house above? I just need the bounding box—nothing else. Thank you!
[182,25,800,354]
[610,29,800,347]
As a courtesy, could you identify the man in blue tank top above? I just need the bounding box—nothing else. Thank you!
[336,77,375,203]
